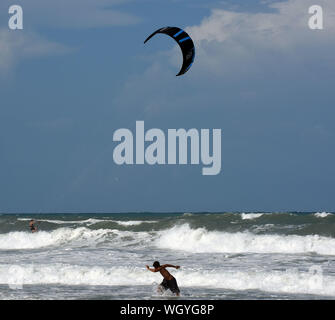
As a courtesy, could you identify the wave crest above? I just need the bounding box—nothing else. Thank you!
[0,227,151,250]
[155,224,335,255]
[241,213,263,220]
[314,212,332,218]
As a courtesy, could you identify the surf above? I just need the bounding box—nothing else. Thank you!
[0,227,151,250]
[1,263,334,297]
[155,224,335,255]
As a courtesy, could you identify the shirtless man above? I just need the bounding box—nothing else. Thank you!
[29,219,38,233]
[146,261,180,296]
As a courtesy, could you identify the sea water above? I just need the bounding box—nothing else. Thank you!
[0,212,335,300]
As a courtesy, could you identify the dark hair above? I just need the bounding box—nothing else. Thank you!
[153,261,160,268]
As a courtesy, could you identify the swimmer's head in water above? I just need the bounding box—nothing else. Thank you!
[153,261,160,268]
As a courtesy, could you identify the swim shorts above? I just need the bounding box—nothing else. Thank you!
[160,277,180,294]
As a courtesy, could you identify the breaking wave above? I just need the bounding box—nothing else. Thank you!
[3,222,335,256]
[0,264,334,297]
[0,227,151,250]
[314,212,332,218]
[155,224,335,255]
[241,213,263,220]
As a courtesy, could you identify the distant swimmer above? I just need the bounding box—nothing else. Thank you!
[146,261,180,296]
[29,219,38,233]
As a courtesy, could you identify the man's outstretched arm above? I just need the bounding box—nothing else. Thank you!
[162,264,180,269]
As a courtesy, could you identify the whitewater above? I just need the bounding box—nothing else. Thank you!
[0,212,335,300]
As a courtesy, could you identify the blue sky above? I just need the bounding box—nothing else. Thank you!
[0,0,334,213]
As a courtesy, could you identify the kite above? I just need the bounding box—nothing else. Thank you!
[144,26,195,76]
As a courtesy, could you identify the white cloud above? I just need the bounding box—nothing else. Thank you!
[0,29,70,74]
[1,0,140,29]
[0,0,139,74]
[114,0,335,114]
[186,0,335,73]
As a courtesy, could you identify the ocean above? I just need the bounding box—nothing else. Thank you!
[1,212,335,300]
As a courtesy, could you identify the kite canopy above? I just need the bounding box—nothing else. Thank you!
[144,26,195,76]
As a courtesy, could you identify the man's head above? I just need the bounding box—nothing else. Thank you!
[153,261,160,268]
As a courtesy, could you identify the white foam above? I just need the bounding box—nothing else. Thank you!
[4,222,335,256]
[241,213,263,220]
[17,218,109,226]
[0,264,334,297]
[314,212,332,218]
[18,218,157,227]
[155,224,335,255]
[0,264,154,287]
[0,228,111,250]
[0,227,151,250]
[113,220,158,226]
[178,268,334,296]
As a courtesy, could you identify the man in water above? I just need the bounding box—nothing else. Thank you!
[29,219,38,233]
[146,261,180,296]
